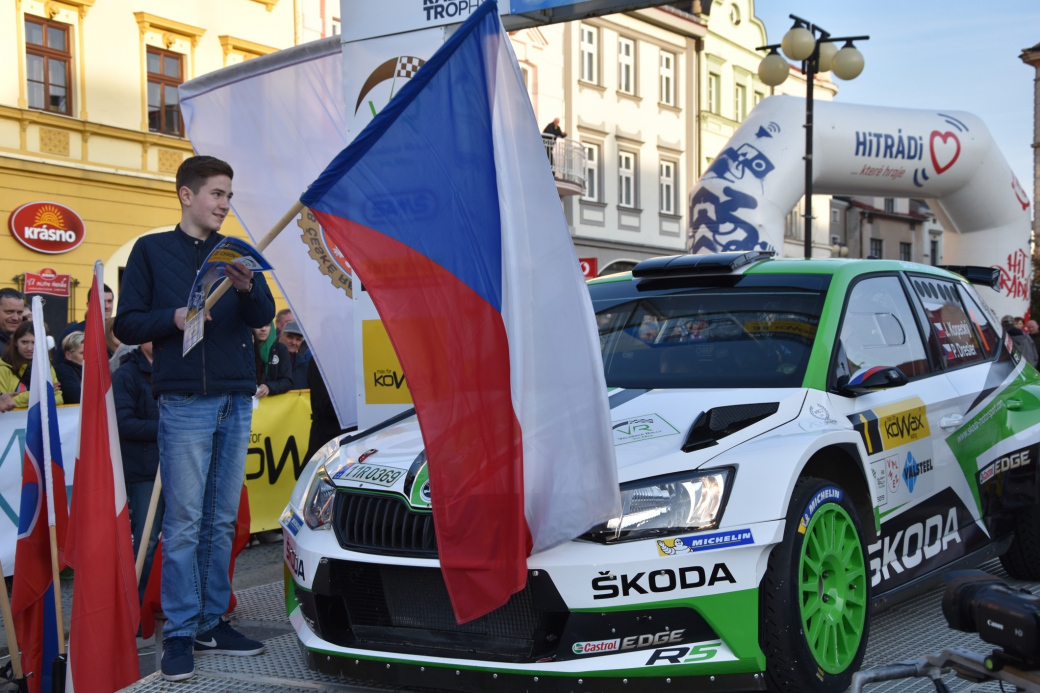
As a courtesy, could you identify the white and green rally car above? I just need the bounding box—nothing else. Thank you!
[282,252,1040,692]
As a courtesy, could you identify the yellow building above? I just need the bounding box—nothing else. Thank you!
[1,0,336,330]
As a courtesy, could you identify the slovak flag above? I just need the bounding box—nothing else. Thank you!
[301,0,620,623]
[65,261,140,692]
[11,297,68,693]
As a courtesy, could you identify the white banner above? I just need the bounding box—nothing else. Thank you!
[180,29,445,430]
[0,406,80,576]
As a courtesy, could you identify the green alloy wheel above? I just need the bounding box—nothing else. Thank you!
[760,477,871,693]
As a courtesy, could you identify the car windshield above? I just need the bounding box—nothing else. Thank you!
[591,274,830,389]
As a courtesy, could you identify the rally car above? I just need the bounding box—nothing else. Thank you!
[281,252,1040,692]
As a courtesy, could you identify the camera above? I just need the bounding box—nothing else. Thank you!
[942,570,1040,669]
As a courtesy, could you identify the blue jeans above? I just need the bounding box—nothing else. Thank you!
[158,392,252,639]
[127,480,164,602]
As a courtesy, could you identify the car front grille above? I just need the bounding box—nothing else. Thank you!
[305,560,566,662]
[333,491,437,557]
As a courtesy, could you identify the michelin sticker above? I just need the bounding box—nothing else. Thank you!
[798,487,842,534]
[657,529,754,556]
[612,414,680,446]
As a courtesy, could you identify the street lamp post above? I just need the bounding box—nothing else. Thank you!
[757,15,868,259]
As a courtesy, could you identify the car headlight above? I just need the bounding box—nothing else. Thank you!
[303,465,337,530]
[581,469,732,543]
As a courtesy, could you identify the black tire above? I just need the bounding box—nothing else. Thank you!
[999,503,1040,579]
[760,477,872,693]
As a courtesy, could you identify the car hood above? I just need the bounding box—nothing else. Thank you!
[324,388,805,498]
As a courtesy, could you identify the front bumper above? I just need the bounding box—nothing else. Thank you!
[283,514,783,691]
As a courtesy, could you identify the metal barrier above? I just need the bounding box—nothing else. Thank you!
[542,134,586,192]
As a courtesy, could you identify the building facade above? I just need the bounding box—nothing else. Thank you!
[0,0,338,331]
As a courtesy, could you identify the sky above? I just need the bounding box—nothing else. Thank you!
[753,0,1039,204]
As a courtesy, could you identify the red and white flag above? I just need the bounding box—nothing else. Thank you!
[65,261,140,692]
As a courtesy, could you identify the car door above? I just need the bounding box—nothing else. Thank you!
[825,273,969,597]
[911,277,1033,542]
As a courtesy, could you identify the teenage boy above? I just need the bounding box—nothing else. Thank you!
[114,155,275,681]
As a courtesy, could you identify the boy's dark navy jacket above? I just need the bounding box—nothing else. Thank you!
[113,226,275,397]
[112,348,160,484]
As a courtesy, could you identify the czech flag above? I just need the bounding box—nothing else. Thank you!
[301,0,620,623]
[11,297,68,693]
[65,262,140,692]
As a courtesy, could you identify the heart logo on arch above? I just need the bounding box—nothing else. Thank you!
[930,131,961,174]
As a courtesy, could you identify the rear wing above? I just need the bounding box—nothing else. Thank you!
[938,265,1001,289]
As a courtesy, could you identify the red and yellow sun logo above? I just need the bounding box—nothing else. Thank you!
[33,204,66,228]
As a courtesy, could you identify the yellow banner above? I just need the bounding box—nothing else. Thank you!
[245,390,313,532]
[362,319,413,404]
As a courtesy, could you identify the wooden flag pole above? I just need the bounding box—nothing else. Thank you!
[0,558,24,679]
[48,526,65,658]
[135,470,162,583]
[203,200,306,312]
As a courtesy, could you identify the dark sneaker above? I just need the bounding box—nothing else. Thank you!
[161,636,195,681]
[194,619,266,656]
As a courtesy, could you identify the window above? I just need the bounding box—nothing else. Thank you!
[147,47,184,136]
[618,151,636,208]
[899,242,912,262]
[582,143,600,202]
[870,238,883,258]
[659,51,674,106]
[580,24,597,83]
[659,160,676,215]
[930,239,939,266]
[836,276,930,385]
[831,209,840,224]
[754,91,764,107]
[884,198,895,213]
[25,16,72,115]
[785,206,801,239]
[618,37,635,95]
[734,84,747,122]
[592,275,828,390]
[910,277,987,367]
[957,285,1000,359]
[707,73,720,114]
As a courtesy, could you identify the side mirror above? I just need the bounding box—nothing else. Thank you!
[837,366,908,396]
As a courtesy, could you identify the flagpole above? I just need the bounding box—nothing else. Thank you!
[0,558,24,680]
[203,200,306,312]
[135,470,162,582]
[32,297,67,690]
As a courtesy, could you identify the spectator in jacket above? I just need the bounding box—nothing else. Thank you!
[54,331,84,404]
[0,321,62,408]
[275,308,293,337]
[59,284,113,357]
[113,342,162,597]
[305,356,352,462]
[113,155,273,681]
[0,288,24,354]
[1002,315,1038,367]
[279,320,310,390]
[253,323,292,397]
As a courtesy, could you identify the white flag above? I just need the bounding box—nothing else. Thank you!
[179,30,444,428]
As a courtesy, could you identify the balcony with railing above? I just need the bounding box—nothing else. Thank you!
[542,134,586,197]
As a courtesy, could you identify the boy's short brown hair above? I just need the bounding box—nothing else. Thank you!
[176,155,234,195]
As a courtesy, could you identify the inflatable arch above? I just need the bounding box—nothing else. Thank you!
[686,95,1032,318]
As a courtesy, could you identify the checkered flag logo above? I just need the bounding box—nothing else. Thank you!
[396,56,425,79]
